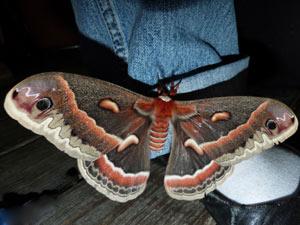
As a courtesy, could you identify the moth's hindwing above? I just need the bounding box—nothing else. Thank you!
[78,119,152,202]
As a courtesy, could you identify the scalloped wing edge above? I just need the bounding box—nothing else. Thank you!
[216,118,298,166]
[4,88,99,161]
[164,161,233,201]
[77,155,150,202]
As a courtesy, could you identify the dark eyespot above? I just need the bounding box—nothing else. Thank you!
[12,89,19,99]
[36,97,53,111]
[71,130,77,136]
[81,139,88,145]
[291,116,295,123]
[265,119,277,130]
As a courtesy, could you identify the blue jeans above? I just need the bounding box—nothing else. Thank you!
[70,0,249,158]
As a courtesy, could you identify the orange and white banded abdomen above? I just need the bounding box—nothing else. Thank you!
[149,118,169,151]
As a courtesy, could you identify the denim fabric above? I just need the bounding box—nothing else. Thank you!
[71,0,241,82]
[71,0,247,158]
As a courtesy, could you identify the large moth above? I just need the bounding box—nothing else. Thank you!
[4,72,298,202]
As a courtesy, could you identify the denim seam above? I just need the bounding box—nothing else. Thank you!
[96,0,128,62]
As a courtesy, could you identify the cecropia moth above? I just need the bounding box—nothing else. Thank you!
[4,72,298,202]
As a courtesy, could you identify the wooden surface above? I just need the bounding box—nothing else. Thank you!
[0,102,216,225]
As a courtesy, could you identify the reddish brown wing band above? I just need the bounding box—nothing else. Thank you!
[164,97,298,200]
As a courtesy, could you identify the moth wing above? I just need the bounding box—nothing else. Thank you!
[63,74,153,202]
[5,73,156,202]
[58,73,154,160]
[78,119,151,202]
[164,122,233,201]
[4,73,154,161]
[165,96,298,200]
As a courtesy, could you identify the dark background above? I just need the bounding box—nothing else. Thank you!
[0,1,299,224]
[0,0,299,138]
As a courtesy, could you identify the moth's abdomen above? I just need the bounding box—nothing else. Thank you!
[149,118,169,151]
